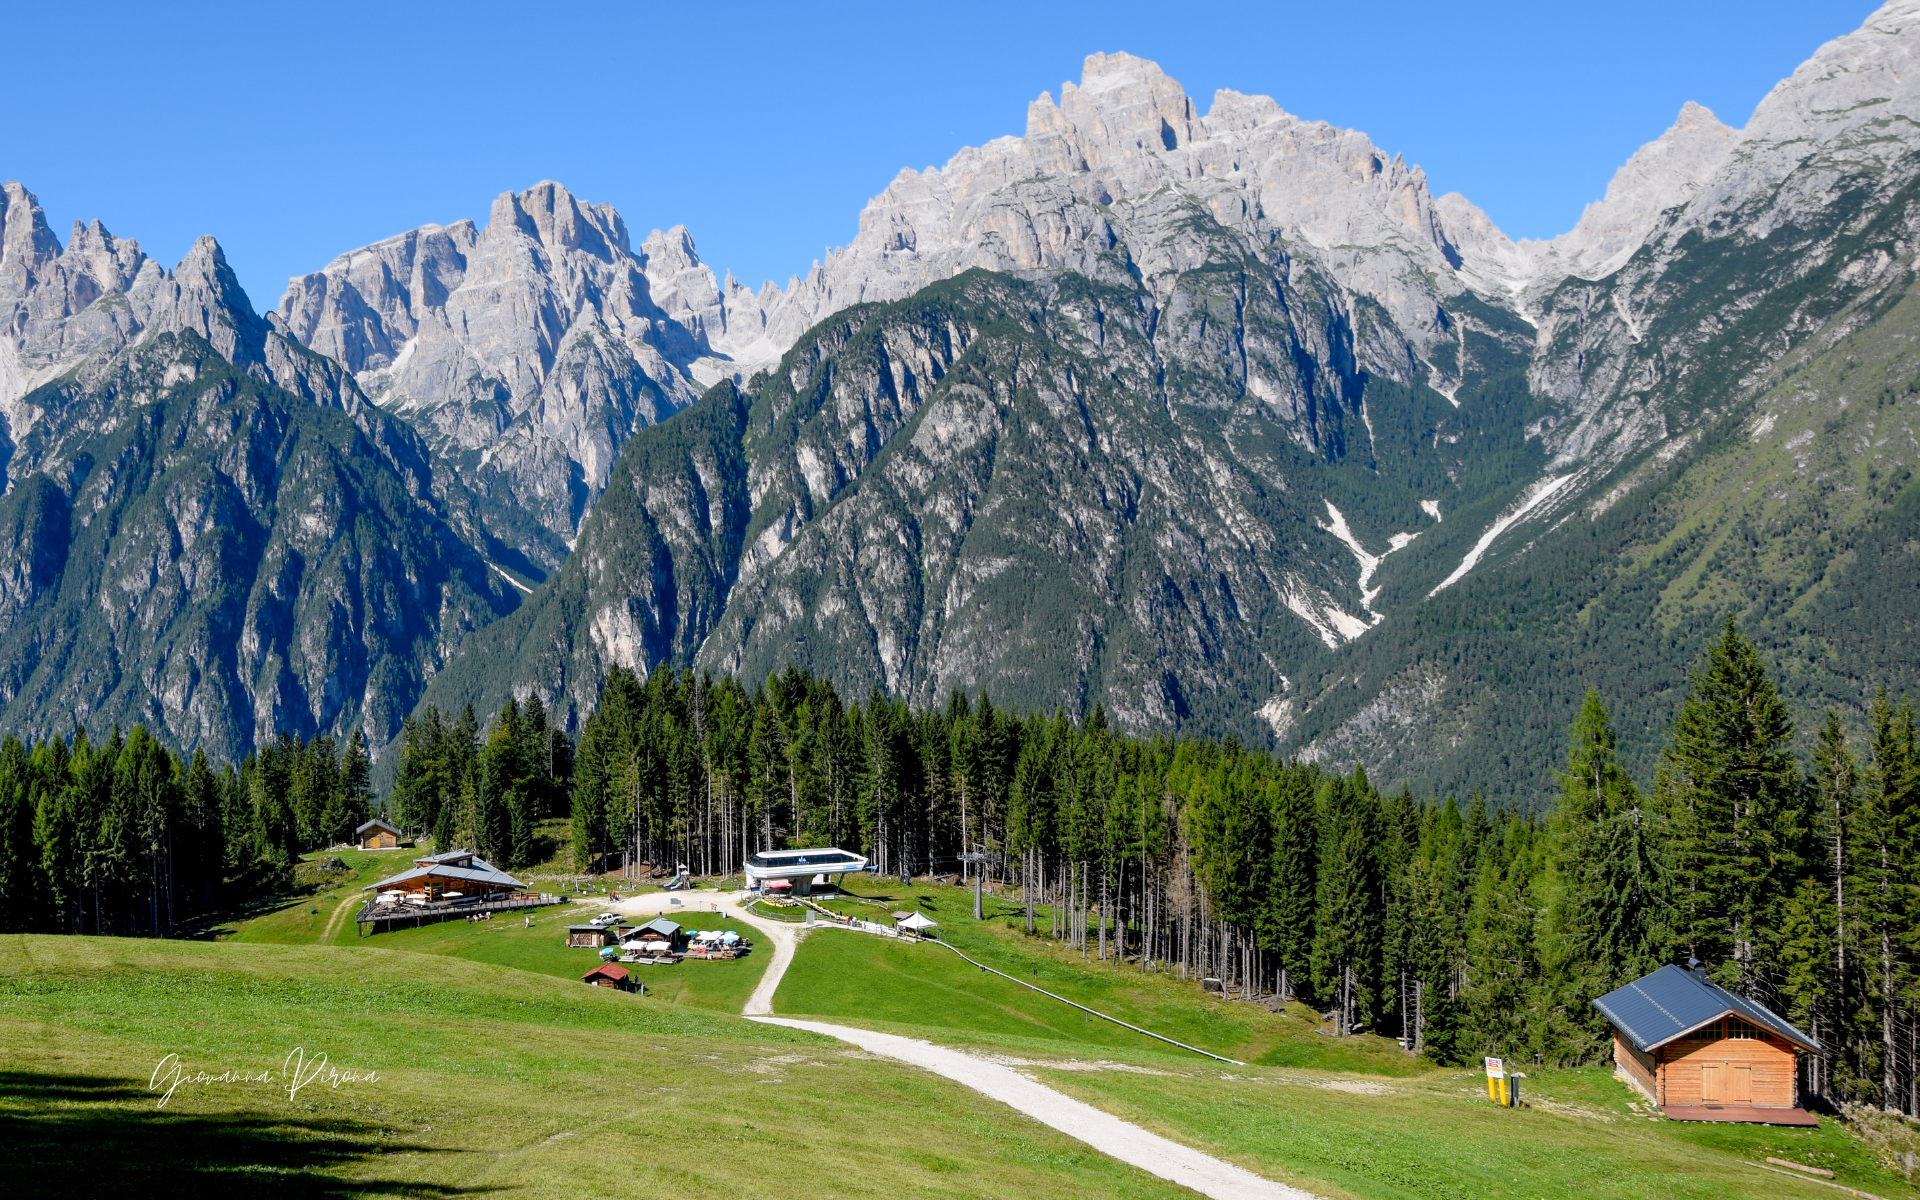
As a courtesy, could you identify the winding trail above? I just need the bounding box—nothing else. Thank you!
[592,888,1319,1199]
[318,887,363,943]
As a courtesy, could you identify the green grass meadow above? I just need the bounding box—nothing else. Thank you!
[775,878,1920,1200]
[0,935,1192,1199]
[8,859,1919,1199]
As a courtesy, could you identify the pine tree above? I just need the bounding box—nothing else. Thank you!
[1544,690,1667,1062]
[0,737,42,930]
[1463,819,1540,1061]
[341,728,374,838]
[1854,691,1918,1110]
[1312,770,1384,1035]
[1807,710,1866,1100]
[1264,766,1318,1002]
[1656,618,1806,1000]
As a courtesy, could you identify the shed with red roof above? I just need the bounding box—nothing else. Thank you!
[582,963,637,992]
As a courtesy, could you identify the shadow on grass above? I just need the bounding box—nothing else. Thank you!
[2,1070,487,1199]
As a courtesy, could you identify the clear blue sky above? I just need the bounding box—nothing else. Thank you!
[5,1,1873,314]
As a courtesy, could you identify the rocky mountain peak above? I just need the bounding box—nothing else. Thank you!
[1448,0,1920,299]
[275,181,711,571]
[492,179,627,261]
[0,181,63,285]
[1,187,335,433]
[1028,50,1203,167]
[1547,101,1738,279]
[1444,99,1741,296]
[697,51,1470,387]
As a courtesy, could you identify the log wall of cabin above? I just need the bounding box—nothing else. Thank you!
[1613,1033,1658,1103]
[1657,1033,1797,1107]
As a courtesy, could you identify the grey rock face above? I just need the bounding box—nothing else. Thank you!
[0,182,362,484]
[275,182,715,572]
[707,52,1479,397]
[0,184,517,761]
[1280,0,1920,796]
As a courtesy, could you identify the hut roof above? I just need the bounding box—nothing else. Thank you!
[356,817,400,835]
[637,917,682,937]
[362,854,524,892]
[582,964,630,983]
[1593,964,1821,1054]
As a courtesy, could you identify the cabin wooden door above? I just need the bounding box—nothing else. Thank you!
[1700,1063,1723,1102]
[1729,1065,1753,1104]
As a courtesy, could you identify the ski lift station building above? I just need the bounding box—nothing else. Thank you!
[745,848,867,895]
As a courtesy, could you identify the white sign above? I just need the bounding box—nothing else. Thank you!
[1484,1057,1505,1077]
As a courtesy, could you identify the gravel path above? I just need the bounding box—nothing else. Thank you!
[583,889,1316,1196]
[749,1015,1317,1199]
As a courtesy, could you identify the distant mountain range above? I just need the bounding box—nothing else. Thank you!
[2,2,1917,801]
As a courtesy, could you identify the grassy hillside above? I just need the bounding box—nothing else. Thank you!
[0,935,1191,1199]
[221,851,766,1012]
[197,865,1920,1198]
[782,879,1413,1069]
[776,880,1920,1200]
[1035,1057,1909,1200]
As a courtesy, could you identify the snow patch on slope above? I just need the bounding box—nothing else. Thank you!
[1319,501,1419,621]
[1282,577,1371,649]
[1256,695,1296,739]
[1428,474,1579,597]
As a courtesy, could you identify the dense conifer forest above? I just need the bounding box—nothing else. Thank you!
[0,728,375,935]
[5,621,1919,1114]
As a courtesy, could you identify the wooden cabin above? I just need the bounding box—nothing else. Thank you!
[1594,963,1822,1125]
[632,917,684,951]
[566,924,614,948]
[362,849,527,903]
[582,964,637,992]
[356,818,402,849]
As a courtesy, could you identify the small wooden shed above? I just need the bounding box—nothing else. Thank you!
[566,924,614,949]
[356,818,401,849]
[582,963,637,992]
[1593,963,1822,1124]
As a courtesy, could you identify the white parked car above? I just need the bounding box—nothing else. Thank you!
[590,912,620,926]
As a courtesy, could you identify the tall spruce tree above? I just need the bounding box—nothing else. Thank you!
[1655,618,1806,1000]
[1312,769,1384,1035]
[1545,690,1667,1062]
[1801,710,1865,1099]
[1463,818,1540,1062]
[1265,766,1319,1001]
[1854,691,1919,1108]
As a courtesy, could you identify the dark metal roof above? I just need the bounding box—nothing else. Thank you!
[637,917,681,936]
[1593,964,1822,1054]
[356,818,399,834]
[362,854,525,892]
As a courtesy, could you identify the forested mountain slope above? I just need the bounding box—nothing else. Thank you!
[422,259,1544,737]
[8,7,1920,801]
[428,4,1920,804]
[1281,5,1920,800]
[0,187,518,762]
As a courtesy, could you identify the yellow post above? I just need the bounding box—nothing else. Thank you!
[1485,1057,1509,1106]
